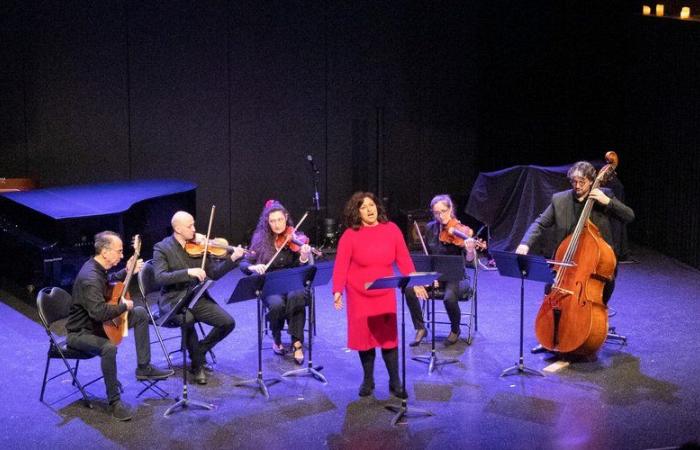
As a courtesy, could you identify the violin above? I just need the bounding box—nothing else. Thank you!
[438,218,487,250]
[275,226,322,257]
[185,233,252,258]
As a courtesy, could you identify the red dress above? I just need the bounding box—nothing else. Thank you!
[332,221,416,350]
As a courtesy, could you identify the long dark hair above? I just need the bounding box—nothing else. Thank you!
[249,200,294,263]
[342,191,388,230]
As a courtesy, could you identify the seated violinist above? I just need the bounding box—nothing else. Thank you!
[240,200,312,365]
[152,211,246,384]
[405,194,477,347]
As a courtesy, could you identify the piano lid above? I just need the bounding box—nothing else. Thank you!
[0,179,197,220]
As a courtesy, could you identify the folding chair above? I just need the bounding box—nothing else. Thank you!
[423,257,479,344]
[137,259,217,368]
[37,287,103,408]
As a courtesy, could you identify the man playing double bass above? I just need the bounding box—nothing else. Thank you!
[515,161,635,354]
[66,231,174,421]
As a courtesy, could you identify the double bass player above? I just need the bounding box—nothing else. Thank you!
[516,160,634,354]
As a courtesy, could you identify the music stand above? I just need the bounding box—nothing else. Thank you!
[229,265,316,398]
[411,255,465,373]
[490,250,554,377]
[282,261,332,382]
[366,272,439,426]
[161,279,216,417]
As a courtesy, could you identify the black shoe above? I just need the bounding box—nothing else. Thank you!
[359,380,375,397]
[409,328,427,347]
[531,344,548,354]
[389,382,408,399]
[190,366,208,385]
[444,331,460,347]
[110,400,133,421]
[136,364,175,380]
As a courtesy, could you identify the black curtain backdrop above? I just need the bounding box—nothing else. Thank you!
[2,1,700,269]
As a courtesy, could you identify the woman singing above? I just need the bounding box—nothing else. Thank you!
[405,194,476,347]
[240,200,312,365]
[332,192,426,398]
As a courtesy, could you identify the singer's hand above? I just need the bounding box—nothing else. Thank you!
[333,292,344,310]
[187,268,207,282]
[413,285,429,300]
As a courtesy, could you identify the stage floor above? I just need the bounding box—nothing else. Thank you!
[1,244,698,449]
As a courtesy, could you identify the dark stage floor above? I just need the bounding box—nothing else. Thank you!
[1,244,699,449]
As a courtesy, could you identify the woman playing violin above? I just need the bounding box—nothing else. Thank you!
[239,200,312,364]
[405,194,477,347]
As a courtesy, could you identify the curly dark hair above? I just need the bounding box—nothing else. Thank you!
[342,191,388,230]
[249,200,294,263]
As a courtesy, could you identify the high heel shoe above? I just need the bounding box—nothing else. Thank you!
[292,342,304,365]
[409,328,427,347]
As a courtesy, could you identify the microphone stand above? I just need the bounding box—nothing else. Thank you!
[307,155,322,246]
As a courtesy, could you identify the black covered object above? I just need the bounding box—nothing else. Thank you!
[465,163,629,258]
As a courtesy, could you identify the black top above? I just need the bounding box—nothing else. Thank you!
[152,235,239,316]
[66,258,127,335]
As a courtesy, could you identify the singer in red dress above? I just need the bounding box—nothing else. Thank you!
[332,192,420,398]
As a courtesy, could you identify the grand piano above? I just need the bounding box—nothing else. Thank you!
[0,179,196,294]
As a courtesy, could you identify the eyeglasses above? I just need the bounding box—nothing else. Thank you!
[432,208,451,216]
[570,178,590,187]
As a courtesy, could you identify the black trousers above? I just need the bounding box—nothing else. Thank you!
[168,295,235,369]
[405,279,471,334]
[264,288,307,344]
[67,306,151,403]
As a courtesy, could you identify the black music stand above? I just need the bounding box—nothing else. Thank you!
[229,265,317,398]
[282,261,332,382]
[160,279,216,417]
[366,272,439,426]
[411,255,465,373]
[491,250,554,377]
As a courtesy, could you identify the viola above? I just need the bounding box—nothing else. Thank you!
[439,218,487,250]
[275,226,322,257]
[185,233,253,258]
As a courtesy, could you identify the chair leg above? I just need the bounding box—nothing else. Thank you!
[39,356,51,402]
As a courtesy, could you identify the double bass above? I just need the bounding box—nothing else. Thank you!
[103,235,141,345]
[534,152,619,355]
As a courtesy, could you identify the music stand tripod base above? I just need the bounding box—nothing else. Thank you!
[164,386,215,417]
[282,364,327,383]
[234,373,281,400]
[500,360,544,377]
[386,399,435,426]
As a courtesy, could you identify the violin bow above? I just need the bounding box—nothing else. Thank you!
[264,211,309,271]
[414,221,429,256]
[200,205,216,270]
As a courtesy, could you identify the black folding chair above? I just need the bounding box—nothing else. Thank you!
[37,287,103,408]
[422,257,479,344]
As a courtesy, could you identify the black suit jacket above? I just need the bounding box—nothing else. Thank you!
[152,235,239,316]
[521,188,635,256]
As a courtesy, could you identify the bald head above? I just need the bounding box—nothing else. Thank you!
[171,211,196,242]
[172,211,194,228]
